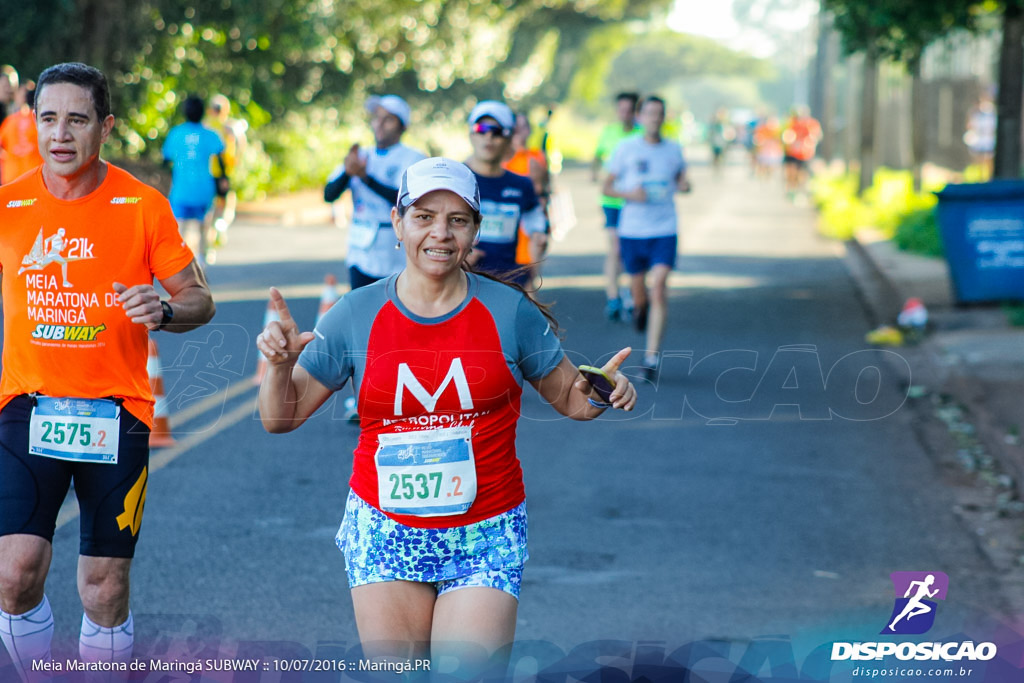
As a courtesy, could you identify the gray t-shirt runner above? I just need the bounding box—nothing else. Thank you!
[607,136,687,239]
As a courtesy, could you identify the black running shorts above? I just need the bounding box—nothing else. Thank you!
[0,394,151,557]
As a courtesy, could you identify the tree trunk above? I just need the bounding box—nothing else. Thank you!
[812,2,837,163]
[810,3,828,126]
[77,0,115,71]
[821,30,839,163]
[858,49,878,195]
[910,57,927,193]
[994,1,1024,178]
[844,54,861,175]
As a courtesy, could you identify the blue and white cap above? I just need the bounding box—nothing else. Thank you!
[398,157,481,213]
[467,100,515,131]
[366,94,411,127]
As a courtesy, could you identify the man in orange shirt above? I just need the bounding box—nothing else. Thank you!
[781,105,821,200]
[0,62,215,680]
[0,82,44,184]
[0,65,18,180]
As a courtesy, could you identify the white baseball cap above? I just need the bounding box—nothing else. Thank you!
[398,157,481,213]
[467,100,515,132]
[366,94,411,127]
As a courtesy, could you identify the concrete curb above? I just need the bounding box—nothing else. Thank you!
[843,237,905,327]
[845,229,1024,580]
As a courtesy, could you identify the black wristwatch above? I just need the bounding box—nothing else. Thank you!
[157,300,174,331]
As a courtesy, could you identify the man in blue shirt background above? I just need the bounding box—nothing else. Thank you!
[162,94,226,268]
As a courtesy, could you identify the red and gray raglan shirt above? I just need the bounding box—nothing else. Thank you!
[297,272,564,529]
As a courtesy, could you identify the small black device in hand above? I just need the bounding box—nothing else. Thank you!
[578,365,616,404]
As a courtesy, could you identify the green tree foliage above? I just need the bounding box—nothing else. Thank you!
[1,0,672,160]
[824,0,976,60]
[601,31,774,105]
[567,24,637,109]
[824,0,979,188]
[825,0,1023,180]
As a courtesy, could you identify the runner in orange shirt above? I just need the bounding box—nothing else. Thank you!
[0,82,43,184]
[502,112,550,281]
[0,65,16,132]
[781,105,821,200]
[0,62,215,681]
[753,115,783,179]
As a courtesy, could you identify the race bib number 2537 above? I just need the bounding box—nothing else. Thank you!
[375,426,476,517]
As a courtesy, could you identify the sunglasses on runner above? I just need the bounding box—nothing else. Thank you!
[471,122,512,138]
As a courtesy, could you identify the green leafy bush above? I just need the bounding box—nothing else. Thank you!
[810,172,867,240]
[1004,304,1024,327]
[812,167,943,257]
[893,206,944,257]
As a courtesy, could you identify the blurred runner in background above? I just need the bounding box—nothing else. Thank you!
[207,94,248,247]
[603,96,690,381]
[781,105,821,201]
[592,92,639,322]
[503,112,550,286]
[0,81,43,184]
[0,65,19,181]
[323,94,425,423]
[163,94,227,268]
[162,94,225,268]
[964,91,996,181]
[753,114,783,180]
[464,100,546,288]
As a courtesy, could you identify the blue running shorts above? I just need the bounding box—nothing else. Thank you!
[171,201,211,221]
[336,490,528,599]
[619,235,678,274]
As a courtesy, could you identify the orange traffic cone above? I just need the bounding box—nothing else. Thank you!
[254,298,280,385]
[316,274,339,326]
[147,338,176,448]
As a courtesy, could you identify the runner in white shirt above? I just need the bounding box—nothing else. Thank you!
[603,96,690,380]
[324,94,426,290]
[324,95,425,422]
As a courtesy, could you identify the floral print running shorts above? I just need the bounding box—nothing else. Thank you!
[336,490,528,599]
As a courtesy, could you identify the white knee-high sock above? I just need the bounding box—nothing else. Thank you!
[0,595,54,683]
[79,611,133,664]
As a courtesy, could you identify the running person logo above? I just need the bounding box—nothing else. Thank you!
[17,227,96,288]
[881,571,949,635]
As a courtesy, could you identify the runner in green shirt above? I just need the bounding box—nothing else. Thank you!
[592,92,640,321]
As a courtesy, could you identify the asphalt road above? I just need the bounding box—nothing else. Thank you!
[3,153,1018,681]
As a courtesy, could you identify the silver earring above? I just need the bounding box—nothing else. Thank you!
[395,241,402,250]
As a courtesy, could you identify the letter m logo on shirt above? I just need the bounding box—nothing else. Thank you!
[394,358,474,415]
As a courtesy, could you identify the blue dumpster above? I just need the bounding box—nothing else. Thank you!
[935,180,1024,303]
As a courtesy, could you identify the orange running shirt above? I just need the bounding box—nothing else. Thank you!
[0,164,195,428]
[783,116,822,161]
[503,148,545,178]
[502,149,548,264]
[0,109,43,184]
